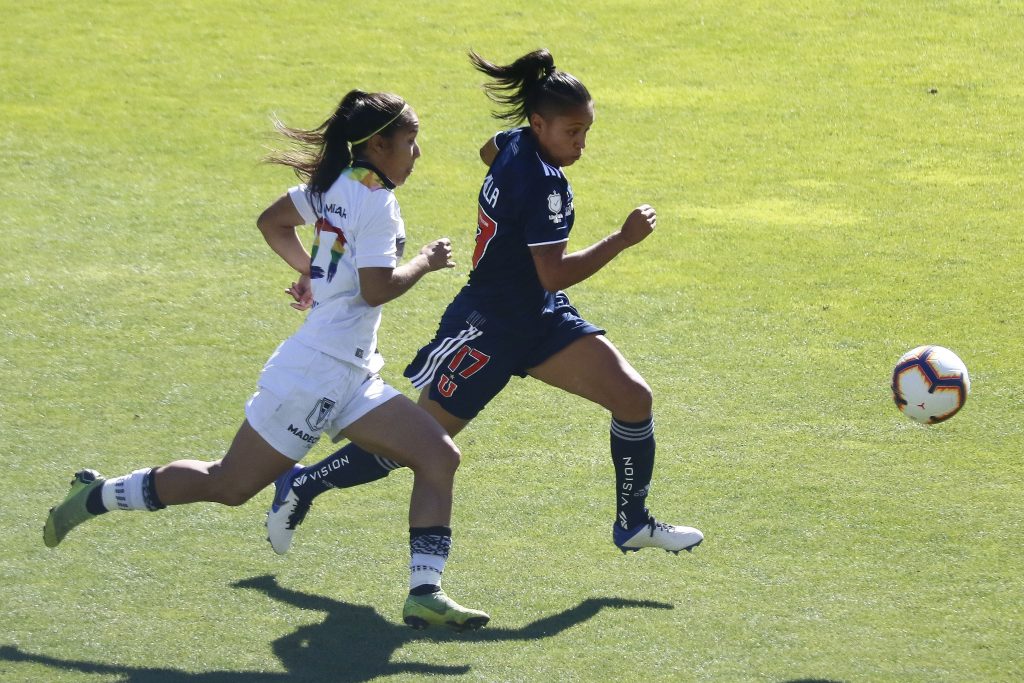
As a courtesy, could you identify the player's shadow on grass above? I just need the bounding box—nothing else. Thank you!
[0,574,672,682]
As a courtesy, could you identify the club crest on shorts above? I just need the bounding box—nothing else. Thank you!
[306,397,336,431]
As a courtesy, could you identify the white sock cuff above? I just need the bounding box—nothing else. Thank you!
[101,468,153,511]
[409,553,446,590]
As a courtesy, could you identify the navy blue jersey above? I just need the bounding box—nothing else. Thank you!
[463,127,575,324]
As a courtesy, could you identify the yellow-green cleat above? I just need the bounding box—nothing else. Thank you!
[43,469,105,548]
[402,590,490,631]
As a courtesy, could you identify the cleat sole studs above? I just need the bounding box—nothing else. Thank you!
[448,617,489,632]
[464,617,488,630]
[404,616,429,630]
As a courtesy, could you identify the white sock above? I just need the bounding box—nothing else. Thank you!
[409,530,450,591]
[409,552,446,591]
[101,468,156,511]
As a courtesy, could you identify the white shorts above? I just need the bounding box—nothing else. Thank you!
[244,337,401,461]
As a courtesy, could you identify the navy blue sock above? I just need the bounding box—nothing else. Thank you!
[610,416,655,530]
[292,442,402,500]
[86,486,108,515]
[144,469,165,510]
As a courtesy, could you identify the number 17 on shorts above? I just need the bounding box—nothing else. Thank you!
[437,345,491,397]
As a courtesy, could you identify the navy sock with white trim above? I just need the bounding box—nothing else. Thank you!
[610,416,656,530]
[292,442,402,501]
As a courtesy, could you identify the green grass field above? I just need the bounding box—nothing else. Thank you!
[2,1,1022,681]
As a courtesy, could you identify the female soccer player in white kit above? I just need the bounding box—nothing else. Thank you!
[43,89,489,631]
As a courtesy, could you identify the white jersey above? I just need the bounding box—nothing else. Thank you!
[286,164,406,373]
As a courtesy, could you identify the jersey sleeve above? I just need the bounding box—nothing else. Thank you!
[493,129,511,151]
[352,191,405,269]
[522,174,571,247]
[493,126,528,152]
[287,185,318,225]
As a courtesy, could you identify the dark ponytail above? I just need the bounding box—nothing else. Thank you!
[266,89,413,195]
[469,48,591,124]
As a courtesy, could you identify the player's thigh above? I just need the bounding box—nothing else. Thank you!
[405,321,517,423]
[527,334,652,418]
[416,388,472,438]
[340,394,460,473]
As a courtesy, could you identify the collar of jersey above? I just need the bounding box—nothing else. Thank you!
[350,161,396,190]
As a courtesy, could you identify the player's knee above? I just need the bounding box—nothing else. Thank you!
[609,377,653,419]
[414,437,461,476]
[204,463,260,506]
[436,439,462,474]
[216,483,258,507]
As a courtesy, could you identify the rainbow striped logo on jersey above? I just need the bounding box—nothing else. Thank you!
[309,166,387,282]
[310,217,347,283]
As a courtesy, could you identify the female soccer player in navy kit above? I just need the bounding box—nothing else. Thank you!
[268,49,704,557]
[43,90,488,631]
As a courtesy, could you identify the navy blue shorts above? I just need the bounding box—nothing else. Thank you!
[404,292,605,420]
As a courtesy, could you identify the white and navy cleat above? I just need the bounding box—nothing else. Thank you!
[265,464,311,555]
[613,518,703,555]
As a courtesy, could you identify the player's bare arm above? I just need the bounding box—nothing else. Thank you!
[359,238,455,307]
[479,137,499,166]
[257,193,312,276]
[530,204,656,292]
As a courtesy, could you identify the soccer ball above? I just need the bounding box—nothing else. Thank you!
[891,345,970,424]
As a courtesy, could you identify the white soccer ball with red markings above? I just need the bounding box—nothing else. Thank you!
[891,345,970,424]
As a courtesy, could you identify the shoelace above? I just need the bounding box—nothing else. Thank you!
[287,499,312,530]
[647,519,674,537]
